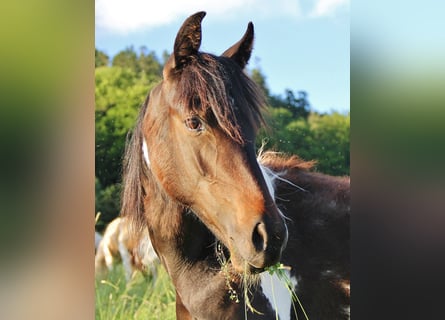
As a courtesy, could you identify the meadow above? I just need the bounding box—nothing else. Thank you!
[95,264,176,320]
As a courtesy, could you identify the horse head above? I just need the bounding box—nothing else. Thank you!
[141,12,288,273]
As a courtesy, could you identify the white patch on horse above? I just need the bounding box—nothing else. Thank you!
[136,233,159,278]
[102,236,114,270]
[259,163,289,220]
[95,231,102,251]
[260,270,297,320]
[258,156,307,195]
[259,164,276,199]
[118,238,133,281]
[142,139,150,167]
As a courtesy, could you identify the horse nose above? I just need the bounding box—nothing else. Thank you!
[250,218,288,268]
[252,222,268,252]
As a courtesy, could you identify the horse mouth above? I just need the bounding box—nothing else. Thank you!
[216,241,268,275]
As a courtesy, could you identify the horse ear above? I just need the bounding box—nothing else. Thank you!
[173,11,206,69]
[221,22,254,69]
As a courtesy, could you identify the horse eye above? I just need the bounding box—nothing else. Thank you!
[184,116,204,132]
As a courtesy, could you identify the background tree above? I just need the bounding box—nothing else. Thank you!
[95,49,109,67]
[283,89,311,119]
[303,112,350,175]
[161,50,171,67]
[250,68,270,97]
[95,55,162,226]
[112,47,139,72]
[138,46,162,80]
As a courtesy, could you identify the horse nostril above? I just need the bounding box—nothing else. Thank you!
[252,222,268,252]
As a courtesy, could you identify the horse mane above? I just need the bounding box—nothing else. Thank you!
[258,151,349,203]
[258,150,316,172]
[171,52,266,144]
[121,94,186,240]
[120,96,149,235]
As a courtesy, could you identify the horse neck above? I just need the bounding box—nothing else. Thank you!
[142,167,215,271]
[273,169,350,319]
[142,168,183,241]
[169,217,277,319]
[143,178,276,319]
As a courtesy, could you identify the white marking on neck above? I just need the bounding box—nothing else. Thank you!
[257,154,307,193]
[260,270,298,320]
[259,163,290,220]
[95,231,102,250]
[142,139,150,167]
[259,164,276,199]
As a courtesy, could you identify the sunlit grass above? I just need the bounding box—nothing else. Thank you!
[95,260,310,320]
[95,264,176,320]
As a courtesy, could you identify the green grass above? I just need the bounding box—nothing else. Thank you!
[95,262,308,320]
[95,264,176,320]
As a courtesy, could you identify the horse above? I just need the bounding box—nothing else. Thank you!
[258,151,350,319]
[95,217,159,281]
[121,11,350,319]
[95,231,102,252]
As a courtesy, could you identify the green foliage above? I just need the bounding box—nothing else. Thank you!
[96,49,109,67]
[161,50,171,67]
[305,112,350,175]
[95,178,121,231]
[112,46,162,80]
[95,50,162,225]
[95,264,175,320]
[95,66,160,188]
[268,90,311,120]
[258,109,350,176]
[112,47,139,72]
[137,46,163,80]
[258,107,296,153]
[250,68,270,97]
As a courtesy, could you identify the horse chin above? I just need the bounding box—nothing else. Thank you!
[218,240,266,275]
[228,250,265,275]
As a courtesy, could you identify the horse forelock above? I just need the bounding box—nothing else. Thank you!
[169,52,265,144]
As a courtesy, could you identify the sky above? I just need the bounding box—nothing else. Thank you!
[95,0,350,114]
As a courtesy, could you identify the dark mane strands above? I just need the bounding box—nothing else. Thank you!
[120,98,148,236]
[120,94,183,241]
[172,53,266,144]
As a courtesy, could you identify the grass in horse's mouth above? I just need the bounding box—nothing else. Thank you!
[216,241,310,319]
[216,242,259,300]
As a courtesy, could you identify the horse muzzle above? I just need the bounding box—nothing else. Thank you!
[229,217,288,273]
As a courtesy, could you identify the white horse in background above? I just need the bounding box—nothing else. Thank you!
[95,217,159,281]
[95,231,102,251]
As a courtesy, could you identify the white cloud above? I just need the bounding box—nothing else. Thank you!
[95,0,301,34]
[309,0,349,18]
